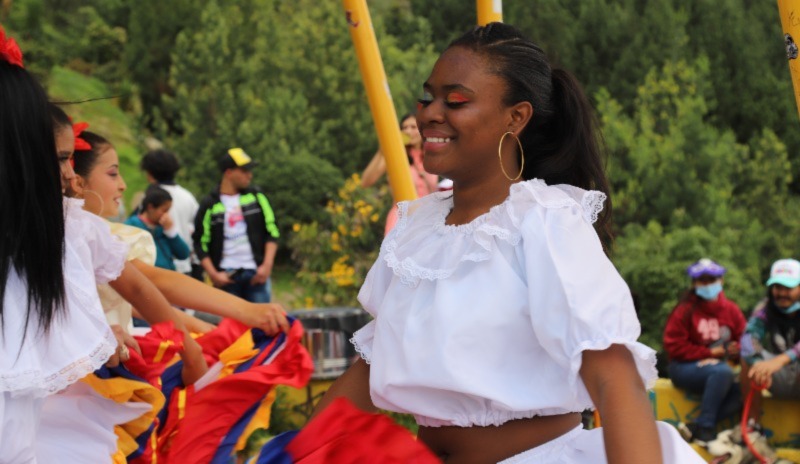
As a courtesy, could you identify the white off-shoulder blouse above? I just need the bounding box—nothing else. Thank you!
[0,199,127,397]
[351,179,657,428]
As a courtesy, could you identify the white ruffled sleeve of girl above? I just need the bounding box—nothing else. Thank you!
[67,200,129,284]
[520,186,657,403]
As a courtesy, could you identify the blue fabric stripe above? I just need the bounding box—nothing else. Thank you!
[253,430,298,464]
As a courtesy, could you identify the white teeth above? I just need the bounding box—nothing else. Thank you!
[425,137,451,143]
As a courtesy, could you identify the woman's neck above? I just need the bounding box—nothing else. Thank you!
[446,178,520,226]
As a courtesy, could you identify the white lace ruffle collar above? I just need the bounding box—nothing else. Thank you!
[383,179,606,286]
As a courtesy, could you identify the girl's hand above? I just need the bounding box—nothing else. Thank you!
[243,302,290,334]
[159,212,174,230]
[180,334,209,385]
[106,324,140,367]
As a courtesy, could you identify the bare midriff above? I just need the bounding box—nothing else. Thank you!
[417,412,582,463]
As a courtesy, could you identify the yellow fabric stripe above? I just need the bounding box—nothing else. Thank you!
[153,340,175,363]
[235,388,277,452]
[178,389,187,420]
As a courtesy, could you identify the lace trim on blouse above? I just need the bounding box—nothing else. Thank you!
[0,271,118,397]
[383,179,607,286]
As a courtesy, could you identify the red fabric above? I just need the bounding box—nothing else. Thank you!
[663,292,746,361]
[72,122,91,151]
[196,317,250,363]
[128,322,185,386]
[159,320,313,463]
[286,397,440,464]
[0,27,23,68]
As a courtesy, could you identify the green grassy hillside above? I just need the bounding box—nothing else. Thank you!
[47,66,146,212]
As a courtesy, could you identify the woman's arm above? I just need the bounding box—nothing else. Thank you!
[311,358,376,419]
[131,259,289,334]
[581,344,662,464]
[361,151,386,188]
[109,261,208,384]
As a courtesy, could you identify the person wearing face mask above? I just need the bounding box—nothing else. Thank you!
[663,258,746,443]
[740,258,800,426]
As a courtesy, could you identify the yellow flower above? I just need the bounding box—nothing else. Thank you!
[337,224,347,235]
[292,223,301,232]
[370,213,379,223]
[304,297,314,309]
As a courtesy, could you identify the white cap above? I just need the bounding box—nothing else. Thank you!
[766,259,800,288]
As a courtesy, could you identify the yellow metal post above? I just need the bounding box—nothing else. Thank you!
[778,0,800,120]
[342,0,416,203]
[477,0,503,25]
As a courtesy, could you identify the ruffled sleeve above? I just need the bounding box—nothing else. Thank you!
[352,247,393,363]
[65,201,129,284]
[107,222,157,265]
[521,197,657,399]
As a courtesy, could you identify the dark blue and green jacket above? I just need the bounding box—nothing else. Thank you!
[192,186,279,271]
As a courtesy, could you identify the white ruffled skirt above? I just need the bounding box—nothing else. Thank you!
[498,422,704,464]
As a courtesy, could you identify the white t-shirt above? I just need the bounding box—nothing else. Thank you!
[351,180,657,428]
[219,194,256,270]
[159,183,199,273]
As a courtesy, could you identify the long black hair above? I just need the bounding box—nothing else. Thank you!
[448,23,613,244]
[0,60,66,334]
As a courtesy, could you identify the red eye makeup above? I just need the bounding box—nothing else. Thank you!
[445,92,470,104]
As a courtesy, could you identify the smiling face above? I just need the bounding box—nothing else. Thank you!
[54,125,76,193]
[416,46,531,187]
[77,147,127,217]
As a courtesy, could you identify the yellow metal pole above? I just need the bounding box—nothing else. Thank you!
[477,0,503,25]
[342,0,416,203]
[778,0,800,121]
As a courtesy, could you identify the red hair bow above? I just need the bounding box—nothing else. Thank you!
[0,27,24,68]
[73,122,91,151]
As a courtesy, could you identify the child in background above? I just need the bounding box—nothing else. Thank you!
[126,185,190,271]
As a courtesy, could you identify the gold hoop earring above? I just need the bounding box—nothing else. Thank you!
[83,189,106,217]
[498,131,524,181]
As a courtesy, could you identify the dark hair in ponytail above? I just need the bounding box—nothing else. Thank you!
[447,23,613,245]
[0,61,66,335]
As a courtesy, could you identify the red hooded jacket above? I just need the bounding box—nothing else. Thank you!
[663,291,746,362]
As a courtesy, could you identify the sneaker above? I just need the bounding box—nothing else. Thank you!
[678,422,717,444]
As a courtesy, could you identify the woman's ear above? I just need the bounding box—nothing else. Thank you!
[508,101,534,136]
[69,175,86,197]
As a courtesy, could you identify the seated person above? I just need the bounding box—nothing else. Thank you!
[663,258,746,443]
[126,185,190,271]
[741,258,800,426]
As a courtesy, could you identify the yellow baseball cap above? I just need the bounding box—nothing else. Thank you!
[219,147,258,171]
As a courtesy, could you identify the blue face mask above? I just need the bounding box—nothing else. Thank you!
[696,282,723,301]
[779,301,800,314]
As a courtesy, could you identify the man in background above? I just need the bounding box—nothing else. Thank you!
[193,148,279,303]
